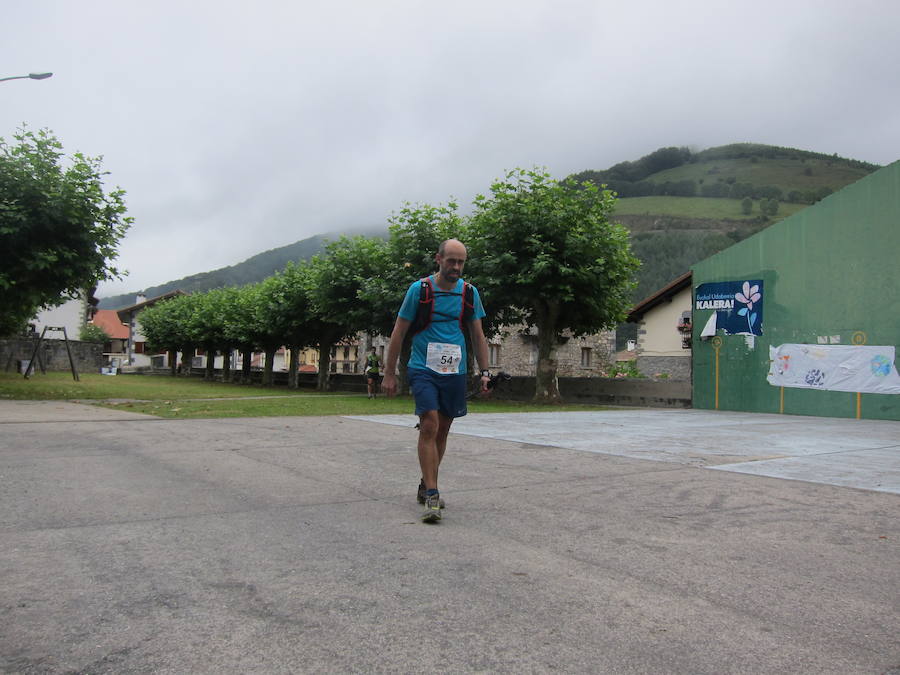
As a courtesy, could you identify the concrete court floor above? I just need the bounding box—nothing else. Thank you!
[350,408,900,495]
[1,401,898,674]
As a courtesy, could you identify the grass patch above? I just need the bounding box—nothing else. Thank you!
[0,371,325,401]
[613,195,805,221]
[0,371,616,419]
[102,395,615,419]
[648,157,871,191]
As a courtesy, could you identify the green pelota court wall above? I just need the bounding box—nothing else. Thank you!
[691,160,900,420]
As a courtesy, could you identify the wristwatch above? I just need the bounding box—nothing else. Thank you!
[480,369,491,378]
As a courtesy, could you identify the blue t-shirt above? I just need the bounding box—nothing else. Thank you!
[398,276,486,374]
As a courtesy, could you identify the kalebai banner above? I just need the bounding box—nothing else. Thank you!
[695,280,763,336]
[767,344,900,394]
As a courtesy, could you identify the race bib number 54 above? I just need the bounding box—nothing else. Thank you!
[426,342,462,374]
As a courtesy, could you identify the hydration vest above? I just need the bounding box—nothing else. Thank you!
[409,276,475,335]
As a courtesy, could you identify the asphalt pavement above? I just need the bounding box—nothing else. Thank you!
[1,401,898,673]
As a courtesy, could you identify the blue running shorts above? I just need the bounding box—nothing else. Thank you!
[407,368,468,419]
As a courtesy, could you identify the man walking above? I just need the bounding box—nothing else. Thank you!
[381,238,491,523]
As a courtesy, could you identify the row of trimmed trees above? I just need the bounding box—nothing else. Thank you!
[140,168,640,402]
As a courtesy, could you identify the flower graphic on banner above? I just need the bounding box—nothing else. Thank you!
[805,369,826,387]
[871,354,891,377]
[735,281,762,334]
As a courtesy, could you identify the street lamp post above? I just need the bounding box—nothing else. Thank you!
[0,72,53,83]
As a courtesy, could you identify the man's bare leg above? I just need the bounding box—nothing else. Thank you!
[417,410,441,490]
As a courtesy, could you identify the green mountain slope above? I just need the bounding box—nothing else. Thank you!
[99,231,379,309]
[570,143,879,300]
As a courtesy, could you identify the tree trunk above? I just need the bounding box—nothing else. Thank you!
[317,341,332,391]
[288,343,299,389]
[204,347,216,381]
[241,348,252,383]
[180,345,193,377]
[262,347,276,385]
[222,348,232,382]
[168,349,177,377]
[533,304,562,403]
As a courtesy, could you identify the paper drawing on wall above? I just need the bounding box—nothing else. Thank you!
[768,344,900,394]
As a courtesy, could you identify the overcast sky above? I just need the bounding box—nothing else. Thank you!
[3,1,898,298]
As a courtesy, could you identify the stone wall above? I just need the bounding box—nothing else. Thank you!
[635,355,692,381]
[0,338,103,374]
[482,374,690,408]
[149,367,690,407]
[487,327,616,377]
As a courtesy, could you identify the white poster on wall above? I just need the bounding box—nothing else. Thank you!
[767,344,900,394]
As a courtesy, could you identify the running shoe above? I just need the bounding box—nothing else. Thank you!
[417,480,445,508]
[421,493,442,523]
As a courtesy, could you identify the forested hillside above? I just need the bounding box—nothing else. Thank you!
[100,143,880,311]
[101,233,353,308]
[571,143,879,300]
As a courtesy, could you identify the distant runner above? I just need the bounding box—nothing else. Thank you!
[365,347,381,399]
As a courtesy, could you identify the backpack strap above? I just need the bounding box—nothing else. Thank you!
[410,277,434,335]
[458,282,475,331]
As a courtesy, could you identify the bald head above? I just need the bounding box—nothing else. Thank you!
[435,238,467,289]
[438,238,466,257]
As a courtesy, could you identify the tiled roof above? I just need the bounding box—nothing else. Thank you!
[91,309,129,339]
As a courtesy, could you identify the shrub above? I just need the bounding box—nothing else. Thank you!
[80,323,109,343]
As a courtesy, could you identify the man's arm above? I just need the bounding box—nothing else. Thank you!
[381,316,411,397]
[469,318,491,392]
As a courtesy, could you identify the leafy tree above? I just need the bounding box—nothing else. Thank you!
[303,236,392,390]
[0,127,132,336]
[741,197,753,215]
[244,278,289,386]
[358,202,467,391]
[469,168,639,402]
[79,323,109,343]
[187,289,235,380]
[262,263,315,388]
[730,183,754,200]
[701,182,731,198]
[139,294,197,376]
[757,185,783,201]
[760,198,780,216]
[220,284,264,383]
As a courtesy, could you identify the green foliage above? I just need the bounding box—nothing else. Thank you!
[629,231,741,301]
[260,264,313,349]
[570,143,876,208]
[601,359,644,379]
[0,127,132,335]
[139,293,197,354]
[573,146,692,186]
[469,168,640,401]
[358,201,466,338]
[79,323,109,343]
[741,197,753,215]
[760,198,780,216]
[305,235,390,337]
[471,169,639,336]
